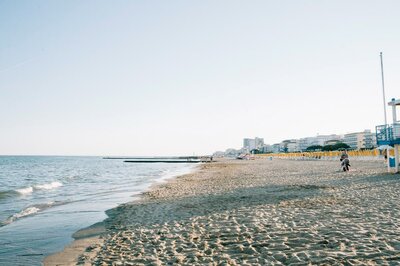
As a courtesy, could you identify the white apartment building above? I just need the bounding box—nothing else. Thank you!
[280,139,300,152]
[238,130,376,154]
[271,143,281,153]
[287,141,300,152]
[243,137,264,151]
[343,130,376,150]
[298,137,316,151]
[261,144,273,153]
[255,137,264,149]
[224,148,241,157]
[298,134,342,151]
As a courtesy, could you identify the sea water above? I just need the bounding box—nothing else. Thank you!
[0,156,196,265]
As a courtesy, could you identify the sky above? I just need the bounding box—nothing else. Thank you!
[1,0,400,156]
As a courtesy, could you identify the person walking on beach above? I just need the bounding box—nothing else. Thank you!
[340,150,348,161]
[340,150,350,171]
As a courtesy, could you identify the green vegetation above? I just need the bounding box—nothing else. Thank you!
[250,149,262,154]
[306,143,350,152]
[305,145,323,151]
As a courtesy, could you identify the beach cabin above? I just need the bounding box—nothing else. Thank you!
[376,98,400,172]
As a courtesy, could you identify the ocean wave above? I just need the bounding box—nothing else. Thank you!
[15,187,33,195]
[13,206,40,219]
[157,165,197,183]
[34,181,63,190]
[0,181,64,202]
[1,206,40,226]
[0,201,68,227]
[13,181,63,196]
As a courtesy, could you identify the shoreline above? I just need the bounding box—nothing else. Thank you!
[43,162,201,266]
[43,223,105,266]
[45,158,400,265]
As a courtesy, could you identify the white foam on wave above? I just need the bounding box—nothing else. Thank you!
[34,181,63,190]
[16,187,33,195]
[1,206,41,226]
[157,164,198,183]
[14,181,62,195]
[0,200,70,227]
[13,206,40,219]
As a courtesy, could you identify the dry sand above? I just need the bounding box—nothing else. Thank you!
[46,158,400,265]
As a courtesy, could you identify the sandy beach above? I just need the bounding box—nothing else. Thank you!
[45,158,400,265]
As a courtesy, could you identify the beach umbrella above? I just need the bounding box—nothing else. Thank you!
[376,145,394,150]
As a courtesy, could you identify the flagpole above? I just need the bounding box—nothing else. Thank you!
[380,52,388,126]
[380,52,390,172]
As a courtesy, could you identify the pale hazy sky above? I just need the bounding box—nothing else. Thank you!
[1,0,400,156]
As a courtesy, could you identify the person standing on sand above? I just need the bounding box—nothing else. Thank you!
[340,150,348,161]
[340,150,350,171]
[383,149,388,161]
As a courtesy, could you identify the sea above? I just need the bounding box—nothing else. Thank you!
[0,156,196,266]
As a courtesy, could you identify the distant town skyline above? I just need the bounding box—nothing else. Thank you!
[237,128,375,155]
[1,1,400,156]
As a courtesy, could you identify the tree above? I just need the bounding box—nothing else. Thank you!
[332,143,350,150]
[320,142,350,151]
[250,149,261,154]
[322,145,334,151]
[306,145,323,151]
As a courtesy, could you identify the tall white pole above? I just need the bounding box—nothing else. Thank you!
[380,52,388,126]
[380,52,390,172]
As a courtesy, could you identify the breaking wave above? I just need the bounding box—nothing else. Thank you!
[13,181,63,196]
[0,201,68,227]
[16,187,34,195]
[0,181,64,203]
[34,181,63,190]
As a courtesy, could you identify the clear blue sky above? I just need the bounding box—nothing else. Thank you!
[1,0,400,156]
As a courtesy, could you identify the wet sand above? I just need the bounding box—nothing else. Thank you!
[45,158,400,265]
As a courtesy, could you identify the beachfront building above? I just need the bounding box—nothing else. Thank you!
[224,148,241,157]
[366,133,377,149]
[240,131,376,155]
[298,137,316,151]
[287,140,300,152]
[298,134,342,151]
[255,137,264,149]
[243,137,264,152]
[343,130,376,150]
[279,139,300,152]
[212,151,225,157]
[324,139,342,146]
[271,143,281,153]
[261,144,273,153]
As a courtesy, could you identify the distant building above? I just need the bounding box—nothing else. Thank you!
[366,132,377,149]
[287,141,300,152]
[279,139,300,152]
[271,143,281,153]
[243,137,264,152]
[255,137,264,149]
[234,130,376,155]
[243,138,254,151]
[261,144,273,153]
[299,134,342,151]
[298,137,315,151]
[212,151,225,157]
[343,130,376,150]
[224,148,241,157]
[324,139,342,146]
